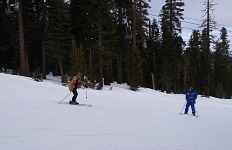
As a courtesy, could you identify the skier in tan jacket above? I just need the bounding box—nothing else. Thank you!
[68,72,87,105]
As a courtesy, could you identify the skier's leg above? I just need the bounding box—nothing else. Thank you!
[184,102,190,114]
[191,103,195,116]
[71,89,78,102]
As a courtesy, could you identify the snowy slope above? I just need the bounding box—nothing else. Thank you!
[0,73,232,150]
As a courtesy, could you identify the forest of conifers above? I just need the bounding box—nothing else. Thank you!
[0,0,231,98]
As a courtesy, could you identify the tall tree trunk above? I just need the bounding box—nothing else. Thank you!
[41,1,46,79]
[118,52,122,84]
[42,34,46,79]
[132,0,136,50]
[59,59,64,83]
[18,0,29,76]
[151,21,156,90]
[126,38,131,85]
[99,18,103,87]
[117,6,123,84]
[206,0,211,95]
[103,66,111,85]
[151,73,155,90]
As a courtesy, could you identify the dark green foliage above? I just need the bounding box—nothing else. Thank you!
[0,2,18,70]
[199,29,212,97]
[184,30,202,91]
[69,37,86,76]
[130,48,143,91]
[44,0,71,76]
[61,75,70,86]
[0,0,232,98]
[142,20,160,88]
[212,27,231,98]
[159,0,185,93]
[70,0,117,89]
[32,67,43,82]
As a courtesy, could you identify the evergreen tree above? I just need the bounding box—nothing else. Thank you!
[130,48,143,91]
[213,27,231,98]
[200,0,217,96]
[128,0,150,91]
[70,0,116,88]
[113,0,132,84]
[183,30,202,92]
[136,0,151,88]
[22,0,50,79]
[69,36,86,76]
[44,0,71,82]
[23,0,42,73]
[159,0,185,93]
[199,29,212,96]
[0,2,12,69]
[143,19,160,89]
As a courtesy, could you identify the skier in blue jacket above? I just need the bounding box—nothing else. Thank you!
[184,87,197,116]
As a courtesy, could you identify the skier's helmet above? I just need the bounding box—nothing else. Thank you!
[188,87,194,92]
[77,72,82,78]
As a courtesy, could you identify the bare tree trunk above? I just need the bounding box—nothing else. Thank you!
[151,73,155,90]
[99,18,103,87]
[117,6,123,84]
[41,1,46,79]
[18,0,29,76]
[132,0,136,50]
[118,52,122,84]
[126,38,130,85]
[42,34,46,79]
[150,21,156,90]
[59,59,64,83]
[103,66,111,85]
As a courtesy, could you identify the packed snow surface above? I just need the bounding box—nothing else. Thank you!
[0,73,232,150]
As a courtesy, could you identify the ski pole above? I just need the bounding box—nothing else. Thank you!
[58,92,71,104]
[179,102,186,114]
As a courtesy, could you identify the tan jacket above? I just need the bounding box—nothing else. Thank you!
[68,76,85,91]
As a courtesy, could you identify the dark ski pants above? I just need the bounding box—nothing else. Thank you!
[71,88,78,102]
[185,102,195,115]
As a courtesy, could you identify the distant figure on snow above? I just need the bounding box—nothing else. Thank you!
[68,72,87,105]
[184,87,197,116]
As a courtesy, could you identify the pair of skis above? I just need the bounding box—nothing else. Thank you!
[179,112,199,118]
[179,102,199,118]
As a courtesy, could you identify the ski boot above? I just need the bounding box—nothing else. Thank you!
[69,100,79,105]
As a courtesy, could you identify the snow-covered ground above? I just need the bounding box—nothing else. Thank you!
[0,73,232,150]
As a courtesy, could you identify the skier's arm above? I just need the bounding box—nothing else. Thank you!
[194,92,197,100]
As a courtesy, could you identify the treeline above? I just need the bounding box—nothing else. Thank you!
[0,0,231,98]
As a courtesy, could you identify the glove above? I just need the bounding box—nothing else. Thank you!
[85,85,88,88]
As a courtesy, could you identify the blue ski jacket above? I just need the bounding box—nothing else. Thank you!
[186,91,197,103]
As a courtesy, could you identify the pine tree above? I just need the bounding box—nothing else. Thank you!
[200,0,217,96]
[0,2,12,69]
[199,29,212,96]
[23,0,43,74]
[130,48,143,91]
[184,30,202,92]
[213,27,231,98]
[112,0,133,85]
[113,0,131,84]
[69,36,86,76]
[143,19,160,89]
[44,0,71,82]
[22,0,50,79]
[159,0,185,93]
[70,0,116,88]
[128,0,150,91]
